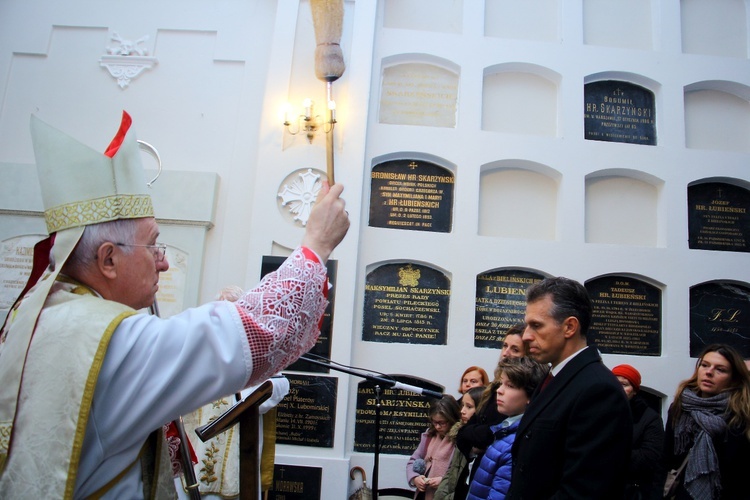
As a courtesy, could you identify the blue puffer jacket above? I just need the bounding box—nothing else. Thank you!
[465,420,519,500]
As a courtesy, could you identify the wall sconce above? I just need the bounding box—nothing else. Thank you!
[283,98,336,143]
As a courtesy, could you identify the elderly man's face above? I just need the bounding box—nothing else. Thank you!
[113,217,169,310]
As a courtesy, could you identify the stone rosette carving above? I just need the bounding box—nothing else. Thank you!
[278,169,323,226]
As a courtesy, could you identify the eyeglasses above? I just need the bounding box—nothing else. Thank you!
[431,419,448,428]
[116,243,167,262]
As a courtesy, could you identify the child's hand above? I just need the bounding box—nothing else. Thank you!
[413,475,429,491]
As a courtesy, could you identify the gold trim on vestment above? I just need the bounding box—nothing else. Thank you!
[64,308,136,500]
[45,194,154,233]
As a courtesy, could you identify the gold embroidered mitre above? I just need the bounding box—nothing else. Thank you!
[31,111,154,234]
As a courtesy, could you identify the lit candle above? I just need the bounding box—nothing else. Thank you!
[303,98,312,119]
[328,100,336,123]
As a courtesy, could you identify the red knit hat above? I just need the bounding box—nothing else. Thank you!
[612,364,641,391]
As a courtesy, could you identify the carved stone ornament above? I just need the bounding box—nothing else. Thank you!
[99,32,157,88]
[278,169,322,226]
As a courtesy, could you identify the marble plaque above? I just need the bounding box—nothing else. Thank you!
[153,245,188,318]
[584,80,656,145]
[586,276,661,356]
[353,375,443,455]
[474,269,546,348]
[688,182,750,253]
[0,234,45,320]
[379,62,459,127]
[267,464,321,500]
[362,262,450,344]
[690,282,750,358]
[274,374,337,448]
[369,160,454,233]
[261,257,337,373]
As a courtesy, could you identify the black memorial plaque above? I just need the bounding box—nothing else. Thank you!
[690,282,750,358]
[261,256,337,373]
[688,182,750,253]
[353,375,443,455]
[267,464,322,500]
[363,262,450,344]
[275,374,337,448]
[474,269,546,348]
[584,80,656,145]
[369,159,454,232]
[585,276,661,356]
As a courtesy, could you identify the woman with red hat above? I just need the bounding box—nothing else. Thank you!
[612,364,666,500]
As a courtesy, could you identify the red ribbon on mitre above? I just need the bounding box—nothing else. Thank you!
[103,111,133,158]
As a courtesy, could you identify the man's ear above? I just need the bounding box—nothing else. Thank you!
[562,316,580,339]
[96,242,118,279]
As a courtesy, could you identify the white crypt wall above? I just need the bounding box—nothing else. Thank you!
[0,0,749,497]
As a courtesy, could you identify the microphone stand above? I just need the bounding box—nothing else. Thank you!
[299,355,442,499]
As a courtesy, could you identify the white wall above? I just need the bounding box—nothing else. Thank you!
[1,0,749,497]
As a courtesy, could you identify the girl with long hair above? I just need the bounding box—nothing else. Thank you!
[406,396,462,500]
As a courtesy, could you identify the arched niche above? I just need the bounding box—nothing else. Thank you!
[681,0,748,58]
[379,55,460,128]
[474,267,547,349]
[585,72,661,94]
[383,0,463,34]
[484,0,559,42]
[687,177,750,253]
[689,280,750,358]
[583,0,654,50]
[583,74,661,146]
[684,81,750,152]
[368,154,456,233]
[478,160,560,240]
[482,63,560,136]
[584,274,664,356]
[362,260,452,345]
[585,170,664,247]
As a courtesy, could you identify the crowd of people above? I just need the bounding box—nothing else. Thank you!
[406,277,750,500]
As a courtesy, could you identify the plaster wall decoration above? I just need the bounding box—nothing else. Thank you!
[277,168,324,226]
[99,31,157,88]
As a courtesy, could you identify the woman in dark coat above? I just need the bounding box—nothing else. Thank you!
[663,344,750,500]
[612,364,665,500]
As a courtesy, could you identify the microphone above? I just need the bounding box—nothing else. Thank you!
[413,458,427,475]
[390,381,443,399]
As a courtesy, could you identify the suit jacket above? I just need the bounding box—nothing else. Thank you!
[507,347,632,499]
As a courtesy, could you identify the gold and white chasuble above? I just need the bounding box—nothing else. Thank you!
[0,282,174,499]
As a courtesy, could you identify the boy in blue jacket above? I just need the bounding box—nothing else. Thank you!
[466,357,548,500]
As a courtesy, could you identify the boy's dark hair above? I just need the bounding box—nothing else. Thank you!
[499,357,549,397]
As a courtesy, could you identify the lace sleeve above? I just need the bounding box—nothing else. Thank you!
[233,247,328,383]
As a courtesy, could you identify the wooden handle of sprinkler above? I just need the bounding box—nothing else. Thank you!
[326,108,335,184]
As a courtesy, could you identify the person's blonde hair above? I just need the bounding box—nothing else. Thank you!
[669,344,750,439]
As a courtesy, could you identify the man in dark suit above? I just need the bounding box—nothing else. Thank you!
[507,277,632,499]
